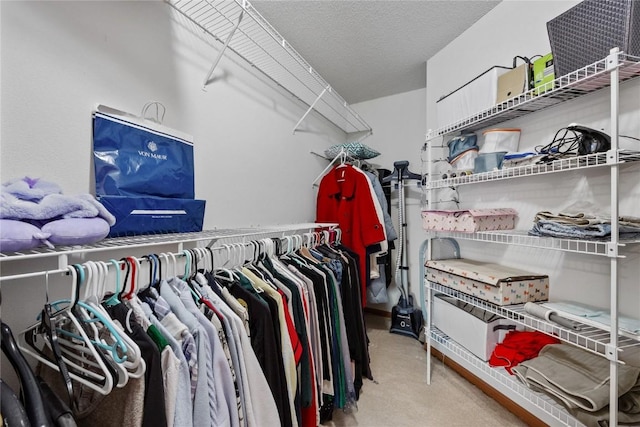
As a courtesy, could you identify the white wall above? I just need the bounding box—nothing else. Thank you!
[0,0,346,228]
[425,0,640,317]
[0,0,350,387]
[352,88,426,313]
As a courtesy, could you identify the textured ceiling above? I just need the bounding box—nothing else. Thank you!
[251,0,501,104]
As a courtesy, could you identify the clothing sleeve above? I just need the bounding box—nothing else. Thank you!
[355,174,386,248]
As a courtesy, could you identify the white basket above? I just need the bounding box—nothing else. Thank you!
[450,149,478,171]
[480,128,521,153]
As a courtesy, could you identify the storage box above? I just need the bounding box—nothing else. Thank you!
[436,66,510,127]
[547,0,640,78]
[480,128,521,153]
[99,195,206,237]
[432,294,519,361]
[533,53,555,95]
[426,258,549,306]
[421,208,517,233]
[496,64,530,104]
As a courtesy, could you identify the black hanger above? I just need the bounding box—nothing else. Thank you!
[1,322,53,427]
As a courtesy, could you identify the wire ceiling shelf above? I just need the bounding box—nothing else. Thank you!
[167,0,372,136]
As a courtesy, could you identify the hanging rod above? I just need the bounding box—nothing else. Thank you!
[166,0,372,135]
[0,224,338,262]
[0,223,339,282]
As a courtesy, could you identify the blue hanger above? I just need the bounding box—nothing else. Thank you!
[48,299,129,364]
[103,259,121,307]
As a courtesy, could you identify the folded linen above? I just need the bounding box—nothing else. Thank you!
[534,211,603,226]
[512,344,640,413]
[543,301,640,335]
[529,220,611,239]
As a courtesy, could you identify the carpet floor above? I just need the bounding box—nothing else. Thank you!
[325,314,529,427]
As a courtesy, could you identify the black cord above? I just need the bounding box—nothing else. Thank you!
[535,127,581,156]
[620,135,640,142]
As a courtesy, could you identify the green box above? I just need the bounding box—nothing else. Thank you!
[533,53,554,95]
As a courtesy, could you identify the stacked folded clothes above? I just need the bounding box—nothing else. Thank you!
[513,344,640,427]
[529,210,640,240]
[543,301,640,338]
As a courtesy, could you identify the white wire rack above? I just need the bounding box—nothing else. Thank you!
[428,282,640,358]
[435,52,640,136]
[427,150,640,189]
[430,327,586,427]
[423,230,640,257]
[166,0,371,135]
[0,223,338,280]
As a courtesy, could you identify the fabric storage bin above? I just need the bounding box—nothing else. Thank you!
[480,129,521,153]
[426,258,550,306]
[436,66,510,127]
[474,152,508,173]
[547,0,640,77]
[99,196,206,237]
[446,134,478,161]
[432,294,519,361]
[421,208,517,233]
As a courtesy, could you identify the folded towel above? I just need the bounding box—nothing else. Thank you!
[1,192,115,226]
[542,301,604,318]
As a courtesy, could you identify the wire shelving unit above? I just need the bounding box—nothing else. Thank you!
[425,230,640,257]
[0,223,337,281]
[434,52,640,136]
[423,49,640,427]
[430,328,586,427]
[427,150,640,189]
[428,282,640,358]
[166,0,371,136]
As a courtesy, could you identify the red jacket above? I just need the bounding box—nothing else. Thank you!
[316,165,386,306]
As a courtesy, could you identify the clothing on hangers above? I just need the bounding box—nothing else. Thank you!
[316,164,386,306]
[5,229,370,427]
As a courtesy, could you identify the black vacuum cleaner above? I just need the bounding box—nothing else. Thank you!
[384,161,423,340]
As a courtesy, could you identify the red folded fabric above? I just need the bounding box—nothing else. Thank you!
[489,330,560,374]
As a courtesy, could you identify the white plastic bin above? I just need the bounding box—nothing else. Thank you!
[436,66,510,128]
[480,128,521,153]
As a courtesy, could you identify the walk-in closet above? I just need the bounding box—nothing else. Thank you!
[2,1,639,426]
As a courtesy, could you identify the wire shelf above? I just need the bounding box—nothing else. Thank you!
[426,150,640,189]
[167,0,371,135]
[423,230,640,257]
[435,52,640,136]
[428,282,640,358]
[430,327,586,427]
[0,223,338,262]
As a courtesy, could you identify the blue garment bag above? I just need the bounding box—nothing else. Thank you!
[92,105,195,199]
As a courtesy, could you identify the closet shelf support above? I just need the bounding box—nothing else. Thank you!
[293,85,330,134]
[202,9,245,88]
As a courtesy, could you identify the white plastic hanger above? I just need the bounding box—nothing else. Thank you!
[312,147,350,187]
[86,261,145,381]
[18,265,115,396]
